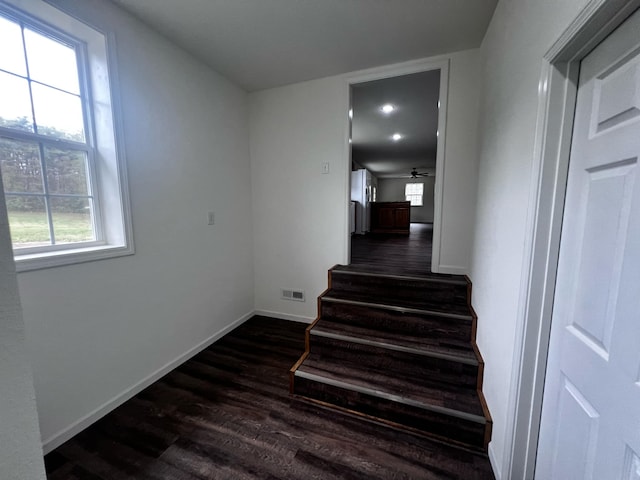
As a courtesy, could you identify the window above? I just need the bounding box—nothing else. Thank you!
[0,1,133,271]
[405,182,424,206]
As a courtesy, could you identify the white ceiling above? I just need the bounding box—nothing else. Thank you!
[351,70,440,178]
[110,0,497,92]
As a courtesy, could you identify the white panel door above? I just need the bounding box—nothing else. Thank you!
[536,8,640,479]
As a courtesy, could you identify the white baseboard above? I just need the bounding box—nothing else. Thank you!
[41,310,254,454]
[488,443,502,480]
[433,264,468,275]
[254,309,315,324]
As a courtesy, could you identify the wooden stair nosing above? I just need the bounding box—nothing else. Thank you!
[321,295,473,321]
[309,327,478,366]
[319,303,475,345]
[290,394,491,455]
[294,354,485,420]
[289,350,309,394]
[330,264,468,282]
[476,387,493,449]
[292,369,489,449]
[294,370,486,425]
[308,330,480,393]
[328,274,469,310]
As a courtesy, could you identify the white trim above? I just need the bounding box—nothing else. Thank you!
[340,56,451,273]
[343,83,352,265]
[253,309,315,324]
[489,443,502,480]
[104,29,135,262]
[41,310,254,454]
[435,264,467,276]
[504,1,640,479]
[16,243,133,272]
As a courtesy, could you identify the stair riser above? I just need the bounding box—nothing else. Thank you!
[330,273,468,307]
[320,301,473,343]
[294,376,486,448]
[310,335,478,390]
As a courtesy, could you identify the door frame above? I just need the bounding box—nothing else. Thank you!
[506,0,640,478]
[341,58,450,272]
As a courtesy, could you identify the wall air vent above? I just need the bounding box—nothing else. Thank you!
[281,288,305,302]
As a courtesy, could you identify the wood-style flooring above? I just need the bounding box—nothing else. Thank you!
[45,316,494,479]
[349,223,433,277]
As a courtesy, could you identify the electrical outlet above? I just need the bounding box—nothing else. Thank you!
[207,212,215,225]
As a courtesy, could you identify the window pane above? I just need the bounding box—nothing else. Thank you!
[0,15,27,76]
[44,146,88,195]
[32,83,84,142]
[51,196,94,244]
[0,71,34,132]
[405,183,424,195]
[0,137,43,193]
[406,194,423,207]
[24,28,80,94]
[6,194,50,248]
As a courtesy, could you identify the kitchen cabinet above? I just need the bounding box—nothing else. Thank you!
[370,201,410,234]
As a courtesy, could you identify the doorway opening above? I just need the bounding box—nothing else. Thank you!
[347,69,443,277]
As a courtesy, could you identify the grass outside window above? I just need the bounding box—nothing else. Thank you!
[8,210,92,247]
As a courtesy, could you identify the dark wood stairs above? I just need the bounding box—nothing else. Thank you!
[290,265,492,451]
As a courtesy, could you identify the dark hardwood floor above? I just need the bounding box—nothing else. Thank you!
[349,223,433,277]
[45,316,494,479]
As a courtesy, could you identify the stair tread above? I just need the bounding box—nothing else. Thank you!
[332,265,467,283]
[296,353,485,421]
[323,289,471,317]
[311,318,477,363]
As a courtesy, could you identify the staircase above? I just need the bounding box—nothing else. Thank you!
[289,265,492,451]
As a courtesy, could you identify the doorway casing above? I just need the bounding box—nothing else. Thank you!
[504,0,640,478]
[341,58,450,273]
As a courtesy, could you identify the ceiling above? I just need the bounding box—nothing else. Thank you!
[110,0,497,92]
[351,70,440,178]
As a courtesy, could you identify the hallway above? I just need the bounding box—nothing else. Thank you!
[349,223,433,276]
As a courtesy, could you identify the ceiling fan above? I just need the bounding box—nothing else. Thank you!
[410,168,433,178]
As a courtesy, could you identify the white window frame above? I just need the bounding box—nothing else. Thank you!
[405,182,424,207]
[1,0,133,272]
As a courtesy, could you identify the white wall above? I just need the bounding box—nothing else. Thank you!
[437,50,481,273]
[250,49,481,320]
[469,0,590,476]
[377,177,435,223]
[250,76,348,322]
[17,0,254,451]
[0,190,45,478]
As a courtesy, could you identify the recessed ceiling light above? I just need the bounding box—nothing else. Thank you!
[380,104,395,114]
[392,133,402,141]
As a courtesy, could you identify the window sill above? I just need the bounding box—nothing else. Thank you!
[15,243,134,272]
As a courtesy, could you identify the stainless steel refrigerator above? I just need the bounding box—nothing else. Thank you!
[350,169,373,235]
